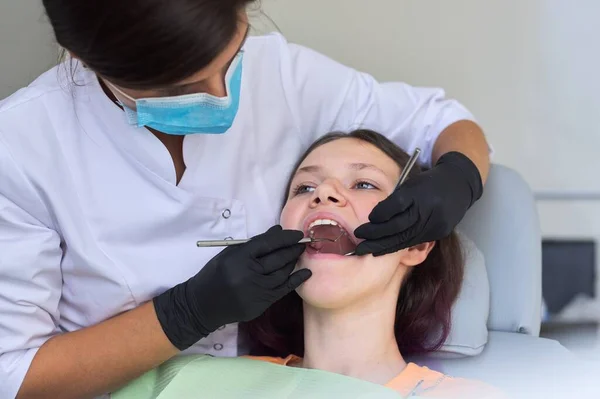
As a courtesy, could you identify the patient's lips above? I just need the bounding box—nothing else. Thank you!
[306,218,357,256]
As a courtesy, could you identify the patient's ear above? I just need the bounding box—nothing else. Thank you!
[400,242,436,267]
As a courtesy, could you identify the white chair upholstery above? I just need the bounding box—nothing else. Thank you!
[459,164,543,336]
[408,165,598,397]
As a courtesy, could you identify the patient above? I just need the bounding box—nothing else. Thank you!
[114,129,503,398]
[240,129,503,398]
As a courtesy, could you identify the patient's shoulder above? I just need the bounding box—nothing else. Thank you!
[387,363,507,398]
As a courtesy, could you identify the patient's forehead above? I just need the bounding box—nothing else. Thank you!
[298,138,400,179]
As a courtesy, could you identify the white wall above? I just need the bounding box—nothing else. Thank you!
[0,1,57,99]
[534,1,600,297]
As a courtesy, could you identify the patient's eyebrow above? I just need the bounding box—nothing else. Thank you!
[296,163,387,175]
[296,165,322,174]
[348,163,386,174]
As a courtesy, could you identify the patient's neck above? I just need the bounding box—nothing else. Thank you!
[301,291,406,385]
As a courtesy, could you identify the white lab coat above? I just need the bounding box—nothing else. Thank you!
[0,33,474,397]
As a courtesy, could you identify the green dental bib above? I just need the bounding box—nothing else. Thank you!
[112,355,407,399]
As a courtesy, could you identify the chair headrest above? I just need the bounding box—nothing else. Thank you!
[458,164,542,336]
[437,233,489,357]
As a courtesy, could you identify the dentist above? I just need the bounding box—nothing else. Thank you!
[0,1,489,398]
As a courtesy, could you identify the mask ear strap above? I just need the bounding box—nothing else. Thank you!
[105,81,136,102]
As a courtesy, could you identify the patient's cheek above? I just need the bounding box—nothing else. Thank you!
[279,204,297,230]
[355,198,386,225]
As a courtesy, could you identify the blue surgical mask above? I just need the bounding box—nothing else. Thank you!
[109,52,244,135]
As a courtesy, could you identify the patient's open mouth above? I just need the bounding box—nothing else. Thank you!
[306,219,357,256]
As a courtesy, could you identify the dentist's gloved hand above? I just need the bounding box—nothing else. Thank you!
[353,152,483,257]
[153,226,311,351]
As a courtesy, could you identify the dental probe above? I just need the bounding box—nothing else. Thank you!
[344,147,421,256]
[196,237,328,248]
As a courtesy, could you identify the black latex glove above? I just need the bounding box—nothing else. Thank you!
[153,225,311,350]
[354,151,483,257]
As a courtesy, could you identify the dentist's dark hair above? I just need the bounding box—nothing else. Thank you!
[241,129,465,357]
[42,0,254,89]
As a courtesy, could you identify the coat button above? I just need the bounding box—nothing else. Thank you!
[222,209,231,219]
[218,325,226,331]
[214,343,224,351]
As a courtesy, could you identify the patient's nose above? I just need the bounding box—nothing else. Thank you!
[310,180,348,207]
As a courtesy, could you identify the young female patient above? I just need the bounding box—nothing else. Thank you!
[241,129,503,398]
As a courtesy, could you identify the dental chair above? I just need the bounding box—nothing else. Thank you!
[408,164,597,398]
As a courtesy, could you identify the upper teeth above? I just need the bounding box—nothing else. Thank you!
[308,219,339,229]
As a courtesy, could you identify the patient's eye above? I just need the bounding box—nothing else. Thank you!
[291,184,315,196]
[353,181,377,190]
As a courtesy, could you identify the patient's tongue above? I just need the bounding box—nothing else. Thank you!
[309,225,356,255]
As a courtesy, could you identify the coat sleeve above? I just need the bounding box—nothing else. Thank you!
[0,134,63,399]
[276,34,476,167]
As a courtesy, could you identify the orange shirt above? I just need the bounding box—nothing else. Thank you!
[248,355,506,398]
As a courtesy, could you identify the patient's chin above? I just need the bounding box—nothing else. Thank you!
[297,282,355,310]
[295,262,368,309]
[295,255,405,309]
